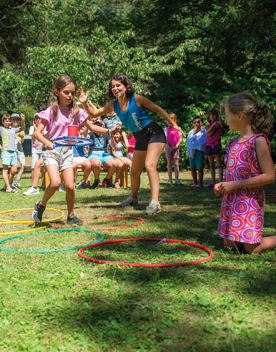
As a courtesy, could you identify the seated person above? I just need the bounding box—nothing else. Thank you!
[111,130,132,188]
[103,111,121,130]
[73,144,91,189]
[88,120,118,188]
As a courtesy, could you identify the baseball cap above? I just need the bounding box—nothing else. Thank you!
[11,113,20,119]
[94,119,104,126]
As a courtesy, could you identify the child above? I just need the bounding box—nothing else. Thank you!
[164,113,183,185]
[127,131,136,160]
[0,113,25,193]
[103,111,121,130]
[11,113,26,189]
[111,130,132,188]
[205,107,223,187]
[23,158,44,195]
[32,75,113,224]
[77,73,184,214]
[187,116,206,187]
[88,120,117,189]
[215,92,276,254]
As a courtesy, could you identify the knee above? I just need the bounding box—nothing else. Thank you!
[145,161,156,173]
[65,184,75,192]
[50,179,61,189]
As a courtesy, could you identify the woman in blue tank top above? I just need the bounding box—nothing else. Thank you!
[77,74,184,215]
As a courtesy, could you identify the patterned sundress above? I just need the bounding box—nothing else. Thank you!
[218,134,269,244]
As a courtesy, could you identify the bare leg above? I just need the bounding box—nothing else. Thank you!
[40,165,61,207]
[103,159,117,179]
[191,168,198,184]
[2,166,11,190]
[16,162,25,182]
[62,167,75,217]
[9,165,17,185]
[145,142,165,202]
[174,158,180,181]
[90,158,102,180]
[82,160,91,182]
[167,157,173,182]
[130,150,147,198]
[251,236,276,254]
[32,160,43,187]
[208,155,215,184]
[198,169,204,187]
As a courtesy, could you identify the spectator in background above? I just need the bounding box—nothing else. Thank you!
[187,116,206,188]
[11,113,26,189]
[127,131,136,160]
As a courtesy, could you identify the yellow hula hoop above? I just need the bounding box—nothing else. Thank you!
[0,225,47,236]
[0,208,64,225]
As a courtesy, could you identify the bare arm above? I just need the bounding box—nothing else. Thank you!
[121,131,129,148]
[135,95,185,136]
[214,136,275,195]
[33,122,53,150]
[20,113,25,132]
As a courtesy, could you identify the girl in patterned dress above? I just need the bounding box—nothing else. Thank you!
[214,92,276,254]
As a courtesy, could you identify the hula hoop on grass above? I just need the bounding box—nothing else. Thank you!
[0,208,64,224]
[78,238,213,267]
[53,216,144,231]
[0,225,47,237]
[0,228,104,253]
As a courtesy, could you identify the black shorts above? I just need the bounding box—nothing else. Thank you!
[134,122,166,151]
[205,144,221,156]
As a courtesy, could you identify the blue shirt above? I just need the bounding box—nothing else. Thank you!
[103,117,121,130]
[113,95,153,133]
[89,132,110,152]
[73,144,88,157]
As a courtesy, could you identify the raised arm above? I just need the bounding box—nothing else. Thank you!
[77,87,113,118]
[20,113,25,132]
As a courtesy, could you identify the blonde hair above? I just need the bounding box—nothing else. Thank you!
[226,92,272,134]
[50,75,79,118]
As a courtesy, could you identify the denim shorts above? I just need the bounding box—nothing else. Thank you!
[1,150,17,166]
[88,151,113,165]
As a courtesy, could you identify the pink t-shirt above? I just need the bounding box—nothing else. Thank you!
[36,106,88,141]
[206,122,222,146]
[127,135,136,154]
[165,126,182,148]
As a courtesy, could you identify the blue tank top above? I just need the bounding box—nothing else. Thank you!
[113,95,153,133]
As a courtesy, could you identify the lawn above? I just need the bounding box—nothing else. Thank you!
[0,170,275,352]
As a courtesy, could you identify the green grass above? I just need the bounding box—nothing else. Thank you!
[0,170,275,352]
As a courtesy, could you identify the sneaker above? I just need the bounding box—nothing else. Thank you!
[23,186,39,196]
[175,180,182,185]
[67,214,83,225]
[102,178,113,188]
[12,182,21,190]
[76,180,87,190]
[59,183,65,192]
[167,180,173,185]
[91,179,100,189]
[190,183,199,187]
[146,200,161,215]
[120,196,138,207]
[114,181,120,189]
[32,201,45,223]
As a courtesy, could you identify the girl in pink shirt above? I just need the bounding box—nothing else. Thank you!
[205,107,223,187]
[32,75,111,225]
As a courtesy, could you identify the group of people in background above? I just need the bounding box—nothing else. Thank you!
[0,73,275,254]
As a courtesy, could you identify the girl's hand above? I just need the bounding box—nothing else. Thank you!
[20,113,25,121]
[45,141,54,150]
[77,87,88,104]
[173,123,185,137]
[214,183,223,196]
[215,181,237,195]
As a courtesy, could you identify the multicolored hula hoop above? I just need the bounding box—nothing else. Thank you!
[78,238,213,267]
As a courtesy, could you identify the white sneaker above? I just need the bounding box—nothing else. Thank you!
[146,200,161,215]
[175,180,182,185]
[120,196,138,207]
[167,180,173,185]
[59,183,65,192]
[23,187,39,196]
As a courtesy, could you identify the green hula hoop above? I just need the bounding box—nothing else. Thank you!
[0,228,104,253]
